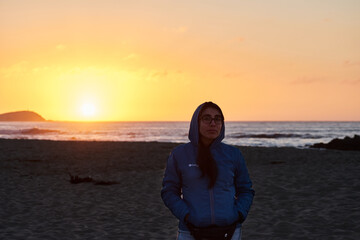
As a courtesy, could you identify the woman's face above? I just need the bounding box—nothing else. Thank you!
[199,107,223,145]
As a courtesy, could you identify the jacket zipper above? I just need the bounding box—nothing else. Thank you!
[209,189,215,225]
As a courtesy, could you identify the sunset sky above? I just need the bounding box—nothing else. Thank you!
[1,0,359,121]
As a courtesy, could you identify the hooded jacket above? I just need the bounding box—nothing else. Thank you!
[161,103,255,231]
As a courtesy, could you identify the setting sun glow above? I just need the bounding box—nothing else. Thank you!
[0,1,359,121]
[81,103,96,118]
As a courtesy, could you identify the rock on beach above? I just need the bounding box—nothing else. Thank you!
[310,135,360,151]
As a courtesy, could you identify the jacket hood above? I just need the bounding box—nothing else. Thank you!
[188,103,225,147]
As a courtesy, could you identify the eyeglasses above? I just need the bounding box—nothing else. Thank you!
[200,115,223,125]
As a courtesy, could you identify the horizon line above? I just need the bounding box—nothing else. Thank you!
[43,119,360,123]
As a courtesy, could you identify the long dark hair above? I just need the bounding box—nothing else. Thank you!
[197,102,224,189]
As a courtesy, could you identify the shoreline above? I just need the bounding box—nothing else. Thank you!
[0,137,344,149]
[1,137,358,152]
[1,120,359,150]
[1,138,359,239]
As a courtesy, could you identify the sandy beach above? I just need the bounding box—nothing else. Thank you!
[0,139,359,239]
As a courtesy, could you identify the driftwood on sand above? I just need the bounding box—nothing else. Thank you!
[68,173,119,185]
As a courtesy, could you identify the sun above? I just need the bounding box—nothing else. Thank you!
[81,103,96,117]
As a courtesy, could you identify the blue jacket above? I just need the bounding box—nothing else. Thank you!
[161,103,255,230]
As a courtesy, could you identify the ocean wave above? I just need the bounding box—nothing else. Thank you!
[229,133,322,139]
[0,121,358,148]
[0,129,18,135]
[20,128,61,135]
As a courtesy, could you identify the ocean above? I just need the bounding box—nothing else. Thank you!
[0,121,359,148]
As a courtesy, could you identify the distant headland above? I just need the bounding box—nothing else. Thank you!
[0,111,46,122]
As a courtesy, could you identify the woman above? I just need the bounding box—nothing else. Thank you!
[161,102,255,240]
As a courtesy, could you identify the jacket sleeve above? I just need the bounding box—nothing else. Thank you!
[161,151,190,222]
[234,149,255,221]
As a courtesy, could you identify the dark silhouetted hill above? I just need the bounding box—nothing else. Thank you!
[0,111,46,122]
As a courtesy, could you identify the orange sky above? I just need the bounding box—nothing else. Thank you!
[1,0,359,121]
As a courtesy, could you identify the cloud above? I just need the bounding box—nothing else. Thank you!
[138,69,168,83]
[137,68,189,85]
[122,53,138,61]
[342,60,360,67]
[223,72,244,79]
[341,78,360,85]
[56,44,66,51]
[173,26,188,34]
[32,66,49,74]
[291,76,328,85]
[234,37,245,43]
[0,61,30,78]
[227,36,245,44]
[151,70,168,79]
[292,76,360,85]
[163,26,188,35]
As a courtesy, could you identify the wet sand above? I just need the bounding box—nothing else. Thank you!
[0,139,359,239]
